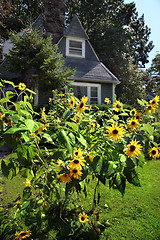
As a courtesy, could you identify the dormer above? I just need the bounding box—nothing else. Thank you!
[63,16,89,59]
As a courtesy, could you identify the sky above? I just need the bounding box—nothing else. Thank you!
[124,0,160,68]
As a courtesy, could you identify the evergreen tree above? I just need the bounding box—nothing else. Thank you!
[4,29,74,91]
[0,0,43,41]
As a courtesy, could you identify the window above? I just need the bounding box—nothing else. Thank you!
[66,38,85,58]
[71,82,101,104]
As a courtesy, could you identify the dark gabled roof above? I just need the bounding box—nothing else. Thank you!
[64,58,120,85]
[32,14,44,31]
[63,15,89,39]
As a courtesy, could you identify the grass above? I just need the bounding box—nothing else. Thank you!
[0,159,160,240]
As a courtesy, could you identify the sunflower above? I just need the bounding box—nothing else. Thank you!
[104,97,111,104]
[128,118,139,131]
[56,159,63,171]
[149,147,159,159]
[42,201,47,207]
[24,178,31,187]
[130,108,137,117]
[15,230,31,240]
[70,167,83,179]
[76,96,88,114]
[107,123,124,140]
[68,158,85,169]
[125,139,142,158]
[0,111,5,118]
[79,213,89,223]
[90,122,96,129]
[37,124,46,133]
[73,148,83,158]
[49,97,52,102]
[135,112,142,122]
[113,101,123,112]
[18,82,26,91]
[70,97,76,108]
[73,116,80,123]
[85,153,94,162]
[14,200,21,210]
[41,107,46,119]
[59,173,71,183]
[146,104,156,114]
[149,95,160,108]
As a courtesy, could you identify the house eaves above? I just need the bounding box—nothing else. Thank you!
[64,58,120,85]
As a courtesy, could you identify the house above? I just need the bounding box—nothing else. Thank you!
[0,1,120,105]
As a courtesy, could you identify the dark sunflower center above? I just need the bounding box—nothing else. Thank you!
[151,150,156,155]
[116,104,121,108]
[113,129,118,134]
[71,100,73,104]
[74,159,79,164]
[130,145,136,152]
[75,151,78,155]
[80,102,84,108]
[20,233,27,236]
[136,116,139,119]
[73,169,78,173]
[152,100,155,104]
[131,121,135,125]
[81,217,85,221]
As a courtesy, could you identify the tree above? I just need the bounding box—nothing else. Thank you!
[145,54,160,95]
[66,0,154,102]
[0,0,43,41]
[66,0,153,69]
[116,58,146,105]
[4,29,74,91]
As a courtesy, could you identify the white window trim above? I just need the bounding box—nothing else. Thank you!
[66,37,85,58]
[71,82,101,104]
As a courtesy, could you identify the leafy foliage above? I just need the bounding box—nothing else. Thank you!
[4,29,74,91]
[0,80,159,239]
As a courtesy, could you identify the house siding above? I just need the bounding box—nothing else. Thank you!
[101,83,113,104]
[85,41,99,61]
[58,37,66,56]
[38,91,52,105]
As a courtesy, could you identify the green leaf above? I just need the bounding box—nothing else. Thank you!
[109,173,126,196]
[77,133,87,146]
[63,110,72,119]
[142,123,154,135]
[5,124,28,134]
[137,98,147,106]
[42,133,53,142]
[123,168,141,187]
[21,200,31,209]
[58,129,72,154]
[68,132,76,144]
[65,179,77,196]
[107,161,117,177]
[6,91,17,100]
[26,88,36,94]
[137,152,145,168]
[3,80,16,87]
[66,121,78,132]
[24,119,35,132]
[23,183,32,200]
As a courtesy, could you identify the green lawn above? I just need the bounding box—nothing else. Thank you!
[0,159,160,240]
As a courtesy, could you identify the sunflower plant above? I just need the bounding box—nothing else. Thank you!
[0,79,159,239]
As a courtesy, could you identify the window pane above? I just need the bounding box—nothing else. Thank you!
[69,41,82,49]
[69,49,82,56]
[90,98,98,104]
[69,40,82,56]
[72,86,87,99]
[91,87,97,97]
